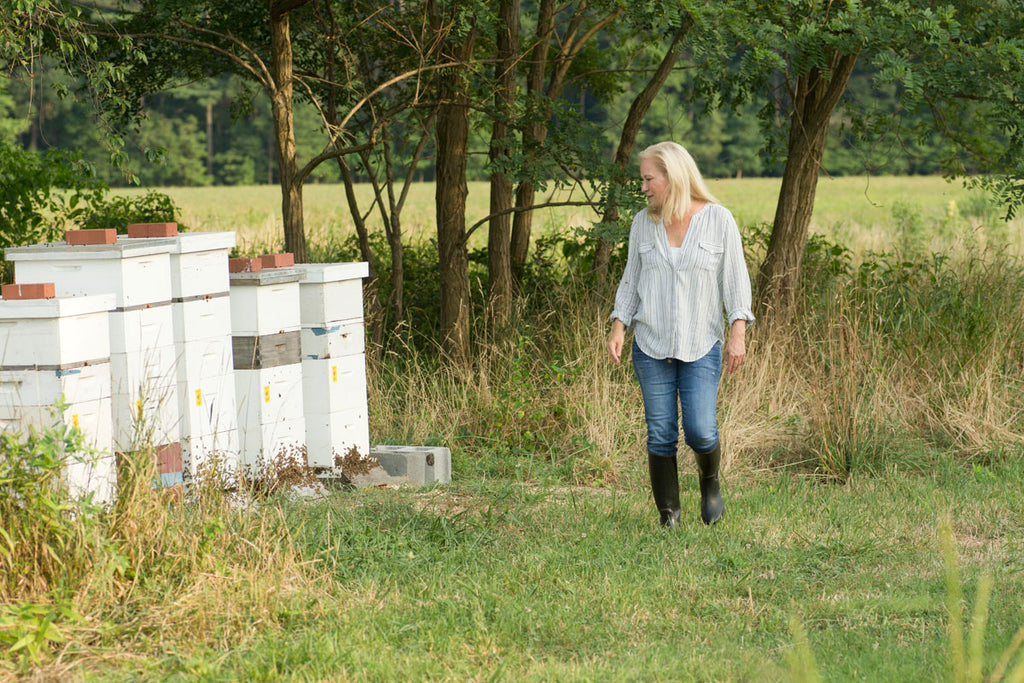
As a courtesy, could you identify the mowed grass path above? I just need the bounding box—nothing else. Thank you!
[82,455,1024,681]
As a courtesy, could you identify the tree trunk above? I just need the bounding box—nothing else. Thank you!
[487,0,520,320]
[432,8,476,363]
[592,25,690,285]
[754,50,859,326]
[380,129,407,322]
[509,0,556,285]
[337,157,385,344]
[510,1,619,285]
[269,9,308,262]
[206,101,214,178]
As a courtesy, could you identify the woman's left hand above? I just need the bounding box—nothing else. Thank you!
[724,325,746,374]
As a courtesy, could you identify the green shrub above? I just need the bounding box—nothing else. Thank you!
[0,409,104,604]
[78,190,185,234]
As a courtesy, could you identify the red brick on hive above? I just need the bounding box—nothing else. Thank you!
[259,253,295,269]
[127,222,179,238]
[229,257,263,273]
[1,283,56,300]
[65,229,117,246]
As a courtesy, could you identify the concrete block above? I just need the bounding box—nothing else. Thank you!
[349,445,452,488]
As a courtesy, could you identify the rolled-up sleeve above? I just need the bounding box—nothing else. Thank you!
[720,210,755,326]
[610,216,642,327]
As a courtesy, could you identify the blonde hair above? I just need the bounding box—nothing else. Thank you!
[638,141,718,225]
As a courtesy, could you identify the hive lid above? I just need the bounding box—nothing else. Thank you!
[229,267,303,286]
[160,231,236,255]
[294,262,369,284]
[0,293,116,319]
[5,239,175,262]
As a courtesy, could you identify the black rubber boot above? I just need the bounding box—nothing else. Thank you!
[648,452,680,529]
[695,443,724,525]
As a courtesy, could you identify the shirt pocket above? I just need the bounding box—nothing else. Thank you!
[696,240,724,271]
[638,241,658,267]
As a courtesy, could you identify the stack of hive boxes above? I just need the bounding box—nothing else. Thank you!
[229,254,306,474]
[127,223,240,483]
[0,283,117,503]
[6,229,182,487]
[296,263,371,469]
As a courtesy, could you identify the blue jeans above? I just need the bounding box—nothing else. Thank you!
[632,340,721,457]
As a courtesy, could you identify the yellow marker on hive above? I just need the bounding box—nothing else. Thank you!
[196,388,203,406]
[332,365,337,382]
[264,385,271,403]
[72,414,80,429]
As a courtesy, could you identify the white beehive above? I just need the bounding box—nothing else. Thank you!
[300,319,365,361]
[229,269,302,337]
[302,357,370,467]
[295,262,368,326]
[173,295,232,343]
[230,266,306,474]
[161,233,240,482]
[5,239,183,484]
[234,363,305,470]
[162,232,235,301]
[0,294,117,504]
[295,263,370,469]
[7,239,175,309]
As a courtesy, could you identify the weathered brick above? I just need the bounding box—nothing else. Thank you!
[1,282,56,299]
[65,229,117,245]
[127,222,178,238]
[157,442,183,473]
[260,253,295,269]
[229,257,263,273]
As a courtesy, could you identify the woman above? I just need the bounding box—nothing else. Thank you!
[607,141,754,528]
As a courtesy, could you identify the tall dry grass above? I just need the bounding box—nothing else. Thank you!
[362,230,1024,485]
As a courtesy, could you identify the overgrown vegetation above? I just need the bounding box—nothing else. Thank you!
[2,183,1023,678]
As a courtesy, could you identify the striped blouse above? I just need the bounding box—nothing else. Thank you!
[610,204,755,362]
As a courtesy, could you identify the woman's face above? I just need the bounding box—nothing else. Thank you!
[640,158,668,210]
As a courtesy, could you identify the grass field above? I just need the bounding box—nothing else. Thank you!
[11,459,1024,681]
[4,176,1024,680]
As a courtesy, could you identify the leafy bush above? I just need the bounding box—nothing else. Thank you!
[79,190,185,233]
[0,142,183,283]
[0,140,107,282]
[0,410,103,604]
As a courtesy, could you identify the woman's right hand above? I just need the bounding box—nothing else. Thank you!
[607,319,626,365]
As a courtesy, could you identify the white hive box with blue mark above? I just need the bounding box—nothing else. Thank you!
[5,240,182,456]
[295,263,370,468]
[0,294,117,503]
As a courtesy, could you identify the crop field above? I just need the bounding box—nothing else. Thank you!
[117,175,1024,257]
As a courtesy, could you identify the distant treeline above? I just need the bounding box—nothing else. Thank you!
[2,60,954,188]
